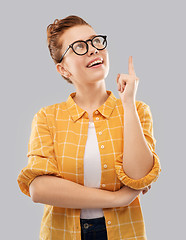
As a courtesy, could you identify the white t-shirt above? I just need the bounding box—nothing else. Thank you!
[80,121,104,219]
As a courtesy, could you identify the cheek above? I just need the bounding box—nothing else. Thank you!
[72,57,85,71]
[103,53,109,73]
[105,51,109,64]
[66,58,82,74]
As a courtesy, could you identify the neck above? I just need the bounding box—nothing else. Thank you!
[72,84,109,111]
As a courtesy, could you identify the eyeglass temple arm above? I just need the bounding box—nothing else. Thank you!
[59,45,71,63]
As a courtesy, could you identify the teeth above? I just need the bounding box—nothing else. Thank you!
[88,59,103,67]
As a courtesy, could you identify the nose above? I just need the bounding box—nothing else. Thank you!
[87,41,99,56]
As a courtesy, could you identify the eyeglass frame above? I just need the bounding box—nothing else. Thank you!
[58,35,107,63]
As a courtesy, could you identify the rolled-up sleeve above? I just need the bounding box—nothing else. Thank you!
[115,101,161,190]
[17,107,61,197]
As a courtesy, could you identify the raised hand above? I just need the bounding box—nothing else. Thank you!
[116,56,139,105]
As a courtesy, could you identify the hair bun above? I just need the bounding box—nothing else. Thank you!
[46,15,91,67]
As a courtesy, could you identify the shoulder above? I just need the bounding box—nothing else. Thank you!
[34,101,67,121]
[135,100,151,110]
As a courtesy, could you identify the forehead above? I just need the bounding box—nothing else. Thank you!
[60,25,97,47]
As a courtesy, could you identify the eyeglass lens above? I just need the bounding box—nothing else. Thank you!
[73,36,106,55]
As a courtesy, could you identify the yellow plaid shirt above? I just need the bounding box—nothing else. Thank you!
[17,90,161,240]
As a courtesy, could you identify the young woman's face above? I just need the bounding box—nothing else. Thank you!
[58,25,109,85]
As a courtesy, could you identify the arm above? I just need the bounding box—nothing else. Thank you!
[30,175,141,209]
[115,102,161,190]
[122,102,154,179]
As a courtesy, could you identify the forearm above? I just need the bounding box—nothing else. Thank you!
[30,175,117,209]
[115,186,142,207]
[122,102,154,179]
[29,175,141,209]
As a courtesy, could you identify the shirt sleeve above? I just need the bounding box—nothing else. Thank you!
[115,101,161,190]
[17,107,61,197]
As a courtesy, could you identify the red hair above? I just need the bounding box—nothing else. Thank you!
[47,15,92,84]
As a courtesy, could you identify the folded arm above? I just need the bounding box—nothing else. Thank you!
[29,175,142,209]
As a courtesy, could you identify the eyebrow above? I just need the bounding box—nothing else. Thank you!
[78,34,97,41]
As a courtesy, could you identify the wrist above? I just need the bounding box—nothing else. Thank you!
[122,101,136,110]
[122,102,137,112]
[113,187,142,208]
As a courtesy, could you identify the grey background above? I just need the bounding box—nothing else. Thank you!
[1,0,185,239]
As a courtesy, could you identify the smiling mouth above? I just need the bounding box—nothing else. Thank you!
[87,61,104,68]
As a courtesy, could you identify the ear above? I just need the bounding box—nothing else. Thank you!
[56,63,71,78]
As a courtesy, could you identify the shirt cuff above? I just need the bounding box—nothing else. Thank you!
[115,145,161,190]
[17,167,61,197]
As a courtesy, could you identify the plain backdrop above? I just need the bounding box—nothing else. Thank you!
[1,0,185,239]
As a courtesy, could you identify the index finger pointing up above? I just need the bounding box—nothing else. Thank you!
[128,56,136,75]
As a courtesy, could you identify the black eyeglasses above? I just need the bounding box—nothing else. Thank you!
[58,35,107,63]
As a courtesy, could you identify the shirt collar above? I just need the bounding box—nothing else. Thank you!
[65,90,117,122]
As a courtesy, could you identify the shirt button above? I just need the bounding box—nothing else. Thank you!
[101,145,104,149]
[95,110,99,114]
[102,184,106,187]
[99,131,102,135]
[104,164,107,168]
[96,117,99,120]
[107,221,111,225]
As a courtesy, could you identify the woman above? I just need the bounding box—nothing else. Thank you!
[17,15,161,240]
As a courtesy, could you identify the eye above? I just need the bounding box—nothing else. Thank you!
[93,38,101,44]
[75,43,84,49]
